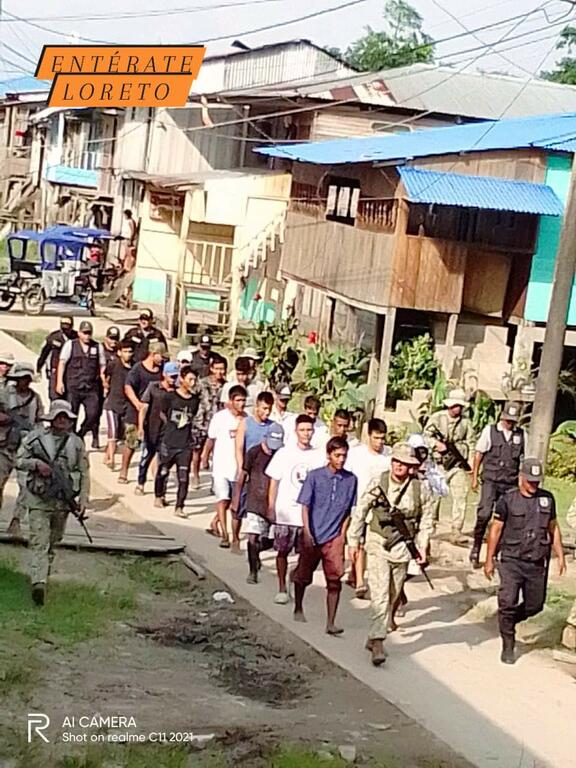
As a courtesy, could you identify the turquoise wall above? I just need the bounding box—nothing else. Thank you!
[240,276,276,324]
[524,155,574,323]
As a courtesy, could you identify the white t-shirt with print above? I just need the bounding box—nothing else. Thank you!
[284,416,328,450]
[266,444,324,527]
[346,443,392,499]
[208,408,243,482]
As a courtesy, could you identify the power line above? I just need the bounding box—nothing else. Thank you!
[0,0,290,23]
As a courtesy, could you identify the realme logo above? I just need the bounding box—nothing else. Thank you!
[36,46,205,107]
[27,713,50,743]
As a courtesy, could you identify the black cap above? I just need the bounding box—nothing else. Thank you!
[106,326,120,340]
[521,458,543,482]
[79,321,93,333]
[200,334,211,346]
[139,309,154,321]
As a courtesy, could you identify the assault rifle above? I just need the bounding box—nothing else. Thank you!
[30,436,93,544]
[427,424,472,473]
[369,478,434,590]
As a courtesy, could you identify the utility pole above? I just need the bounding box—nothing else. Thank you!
[527,161,576,461]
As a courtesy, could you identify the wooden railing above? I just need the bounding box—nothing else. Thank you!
[289,181,326,218]
[182,240,234,287]
[356,198,398,233]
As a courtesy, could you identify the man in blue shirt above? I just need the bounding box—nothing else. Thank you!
[292,436,357,635]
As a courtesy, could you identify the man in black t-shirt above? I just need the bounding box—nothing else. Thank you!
[232,423,284,584]
[135,361,179,495]
[119,340,165,483]
[154,365,200,517]
[103,340,134,471]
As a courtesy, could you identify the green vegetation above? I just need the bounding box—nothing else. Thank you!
[249,315,300,388]
[387,333,440,403]
[542,25,576,84]
[0,559,135,647]
[547,421,576,482]
[123,556,191,593]
[303,343,372,421]
[0,740,374,768]
[544,476,576,531]
[7,328,47,355]
[335,0,435,72]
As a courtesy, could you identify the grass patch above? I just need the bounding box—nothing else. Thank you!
[0,648,40,696]
[544,476,576,531]
[124,556,190,593]
[0,558,136,647]
[6,328,47,355]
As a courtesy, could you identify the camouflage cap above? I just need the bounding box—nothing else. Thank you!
[391,441,420,466]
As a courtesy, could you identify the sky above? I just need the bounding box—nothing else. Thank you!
[0,0,573,81]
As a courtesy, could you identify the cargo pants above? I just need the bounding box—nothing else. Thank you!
[28,505,69,584]
[0,449,26,521]
[434,466,469,533]
[365,531,409,641]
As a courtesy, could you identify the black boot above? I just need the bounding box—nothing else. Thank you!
[31,582,46,606]
[469,544,481,569]
[500,636,515,665]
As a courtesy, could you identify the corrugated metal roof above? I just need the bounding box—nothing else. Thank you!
[378,63,576,120]
[0,76,50,98]
[398,167,564,216]
[255,112,576,165]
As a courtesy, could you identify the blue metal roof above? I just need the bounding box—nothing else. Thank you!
[398,167,564,216]
[255,112,576,165]
[0,76,50,98]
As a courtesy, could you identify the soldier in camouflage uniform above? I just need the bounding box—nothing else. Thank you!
[0,352,14,388]
[0,362,44,537]
[424,388,476,546]
[347,442,434,666]
[16,400,89,606]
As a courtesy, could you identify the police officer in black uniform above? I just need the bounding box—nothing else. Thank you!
[55,320,107,443]
[102,326,121,367]
[469,402,525,568]
[484,458,566,664]
[190,334,213,379]
[123,309,168,364]
[36,316,78,400]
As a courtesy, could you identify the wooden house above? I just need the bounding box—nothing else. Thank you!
[256,113,576,409]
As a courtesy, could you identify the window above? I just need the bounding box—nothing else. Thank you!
[325,176,360,226]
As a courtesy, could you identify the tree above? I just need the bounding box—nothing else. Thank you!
[342,0,434,72]
[542,26,576,85]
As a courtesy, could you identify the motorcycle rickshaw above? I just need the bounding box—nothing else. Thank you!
[0,226,112,315]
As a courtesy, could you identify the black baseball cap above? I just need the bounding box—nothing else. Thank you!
[79,321,93,334]
[106,326,121,340]
[200,334,211,346]
[521,458,544,482]
[139,309,154,321]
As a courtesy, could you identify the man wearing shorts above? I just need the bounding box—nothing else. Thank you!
[103,340,134,471]
[233,424,284,584]
[120,341,165,483]
[292,436,357,634]
[266,414,323,605]
[205,385,247,549]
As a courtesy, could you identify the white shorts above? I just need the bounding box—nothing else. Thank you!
[242,512,270,537]
[212,475,235,502]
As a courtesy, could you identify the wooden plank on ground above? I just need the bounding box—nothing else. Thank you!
[0,527,185,555]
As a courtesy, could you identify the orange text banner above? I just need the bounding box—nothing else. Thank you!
[48,73,197,107]
[36,45,205,79]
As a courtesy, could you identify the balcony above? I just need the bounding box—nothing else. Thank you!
[45,149,100,188]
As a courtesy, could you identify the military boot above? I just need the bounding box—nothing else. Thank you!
[500,636,516,665]
[31,582,46,607]
[366,639,387,666]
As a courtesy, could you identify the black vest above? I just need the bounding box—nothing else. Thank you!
[499,489,553,563]
[64,339,100,391]
[483,425,524,484]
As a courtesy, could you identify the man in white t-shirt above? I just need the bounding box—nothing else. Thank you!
[205,384,247,549]
[345,418,391,598]
[284,394,328,449]
[267,414,323,605]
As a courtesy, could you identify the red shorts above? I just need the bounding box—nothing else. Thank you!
[292,536,345,592]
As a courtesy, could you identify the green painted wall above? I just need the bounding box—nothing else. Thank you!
[133,274,166,305]
[525,155,573,323]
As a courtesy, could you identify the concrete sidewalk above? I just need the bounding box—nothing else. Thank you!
[2,326,575,768]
